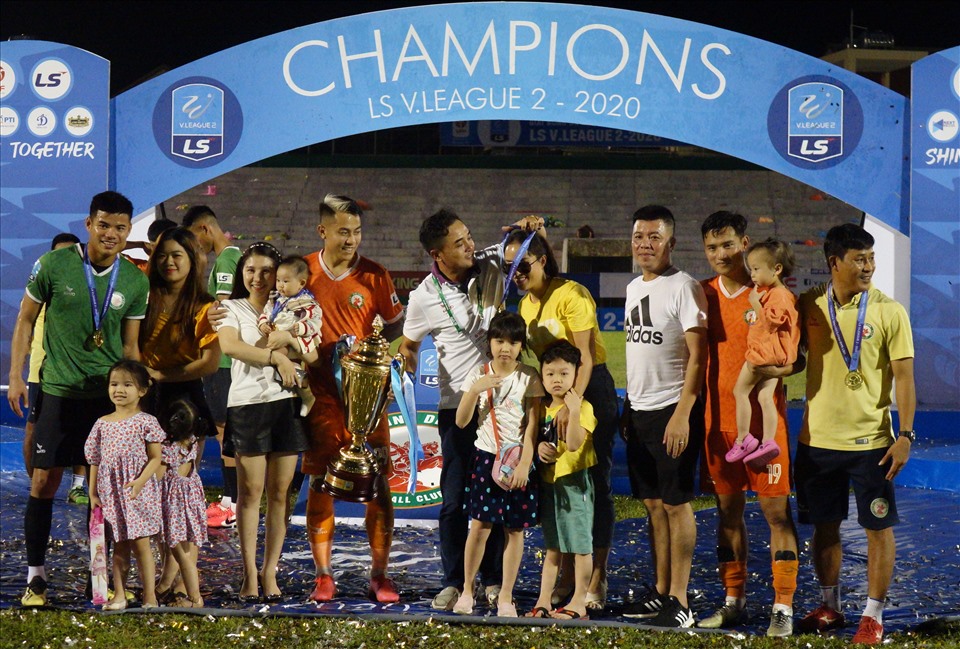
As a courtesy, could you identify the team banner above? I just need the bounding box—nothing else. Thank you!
[910,47,960,409]
[113,2,907,228]
[0,41,110,380]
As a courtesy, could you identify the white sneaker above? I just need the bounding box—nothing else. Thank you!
[431,586,460,611]
[767,608,794,637]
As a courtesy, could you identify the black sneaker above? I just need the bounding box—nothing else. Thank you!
[650,595,695,628]
[621,589,664,618]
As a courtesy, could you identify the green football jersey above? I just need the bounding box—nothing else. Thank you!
[26,244,149,398]
[208,245,241,368]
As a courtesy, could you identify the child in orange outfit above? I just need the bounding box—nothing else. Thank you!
[728,239,800,468]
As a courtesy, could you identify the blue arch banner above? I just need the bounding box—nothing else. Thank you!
[113,2,907,229]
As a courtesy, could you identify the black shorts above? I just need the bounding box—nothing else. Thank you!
[226,398,309,456]
[202,367,231,425]
[626,400,705,506]
[148,380,218,438]
[32,392,112,469]
[27,382,41,424]
[795,443,899,530]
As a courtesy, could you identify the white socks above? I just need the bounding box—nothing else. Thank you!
[71,473,85,489]
[863,597,885,622]
[220,496,234,509]
[821,585,840,611]
[27,566,46,582]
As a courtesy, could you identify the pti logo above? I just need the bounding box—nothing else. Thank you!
[153,76,242,168]
[767,76,863,170]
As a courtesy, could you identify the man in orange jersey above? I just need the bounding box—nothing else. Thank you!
[697,211,800,637]
[296,194,405,604]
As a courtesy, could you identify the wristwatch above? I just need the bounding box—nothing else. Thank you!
[898,430,916,443]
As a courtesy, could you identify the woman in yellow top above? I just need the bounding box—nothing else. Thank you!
[139,227,220,601]
[502,229,618,611]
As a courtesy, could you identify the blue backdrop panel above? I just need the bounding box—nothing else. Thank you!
[112,2,907,229]
[0,41,110,382]
[910,47,960,409]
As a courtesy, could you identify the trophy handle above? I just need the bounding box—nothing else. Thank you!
[393,353,406,375]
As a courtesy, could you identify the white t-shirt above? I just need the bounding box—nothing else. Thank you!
[220,298,298,408]
[403,245,505,409]
[461,362,544,455]
[625,266,707,411]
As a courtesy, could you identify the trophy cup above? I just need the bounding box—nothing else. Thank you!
[322,315,403,502]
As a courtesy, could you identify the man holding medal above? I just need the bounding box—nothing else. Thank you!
[794,223,916,645]
[7,191,148,607]
[399,209,543,611]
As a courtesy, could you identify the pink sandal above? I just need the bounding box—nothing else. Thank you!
[725,434,759,463]
[744,440,781,469]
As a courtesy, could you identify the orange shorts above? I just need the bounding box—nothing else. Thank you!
[701,427,791,498]
[300,396,390,476]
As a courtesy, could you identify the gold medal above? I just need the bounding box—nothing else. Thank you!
[86,330,104,350]
[845,370,864,391]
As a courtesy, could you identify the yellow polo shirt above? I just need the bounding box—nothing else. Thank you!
[518,277,606,364]
[799,284,914,451]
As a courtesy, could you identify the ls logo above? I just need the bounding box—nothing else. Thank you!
[787,82,844,163]
[31,59,71,100]
[170,83,224,162]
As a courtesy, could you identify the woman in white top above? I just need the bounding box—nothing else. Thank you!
[216,242,317,602]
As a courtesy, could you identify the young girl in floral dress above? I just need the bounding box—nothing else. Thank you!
[85,361,164,610]
[158,399,208,608]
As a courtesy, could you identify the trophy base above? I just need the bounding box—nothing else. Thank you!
[321,464,379,503]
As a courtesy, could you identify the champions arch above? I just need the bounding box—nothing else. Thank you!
[2,3,957,410]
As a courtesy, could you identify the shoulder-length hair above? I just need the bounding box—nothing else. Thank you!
[141,227,214,350]
[229,242,284,300]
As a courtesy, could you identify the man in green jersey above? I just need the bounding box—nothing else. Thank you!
[8,191,149,606]
[184,205,242,527]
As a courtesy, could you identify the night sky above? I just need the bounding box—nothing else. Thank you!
[3,1,958,95]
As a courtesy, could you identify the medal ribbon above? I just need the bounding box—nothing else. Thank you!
[826,282,869,374]
[432,275,468,335]
[499,228,537,308]
[269,288,311,323]
[83,247,120,338]
[390,359,423,494]
[332,334,356,401]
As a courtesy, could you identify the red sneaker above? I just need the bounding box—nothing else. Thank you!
[852,616,883,645]
[796,605,845,633]
[309,574,336,602]
[206,502,236,528]
[368,574,400,603]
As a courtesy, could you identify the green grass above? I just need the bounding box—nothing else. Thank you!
[5,608,957,648]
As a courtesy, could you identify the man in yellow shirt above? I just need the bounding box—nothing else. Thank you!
[794,224,916,646]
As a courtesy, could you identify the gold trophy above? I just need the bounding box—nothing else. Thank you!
[322,315,403,502]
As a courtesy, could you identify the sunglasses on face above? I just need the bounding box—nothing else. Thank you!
[502,258,537,276]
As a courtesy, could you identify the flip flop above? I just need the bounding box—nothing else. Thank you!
[525,606,551,618]
[550,607,589,621]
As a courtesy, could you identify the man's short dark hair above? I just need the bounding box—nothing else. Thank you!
[701,210,747,239]
[319,194,363,221]
[632,204,675,234]
[823,223,874,264]
[541,340,581,368]
[89,191,133,218]
[419,208,461,253]
[147,219,178,243]
[51,232,81,249]
[181,205,217,227]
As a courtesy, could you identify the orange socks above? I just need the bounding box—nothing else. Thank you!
[772,559,798,607]
[366,493,394,575]
[719,561,748,600]
[306,484,335,573]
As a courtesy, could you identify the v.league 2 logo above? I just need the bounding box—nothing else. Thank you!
[152,76,243,168]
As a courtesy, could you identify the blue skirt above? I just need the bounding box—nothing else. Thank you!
[465,448,539,529]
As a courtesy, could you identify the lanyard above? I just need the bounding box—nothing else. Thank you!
[826,282,869,373]
[82,247,120,335]
[432,275,471,335]
[499,229,536,308]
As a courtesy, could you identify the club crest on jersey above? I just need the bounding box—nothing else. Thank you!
[349,292,365,309]
[744,308,758,324]
[110,292,126,310]
[861,322,875,339]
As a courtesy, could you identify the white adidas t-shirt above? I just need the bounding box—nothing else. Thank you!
[625,266,707,411]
